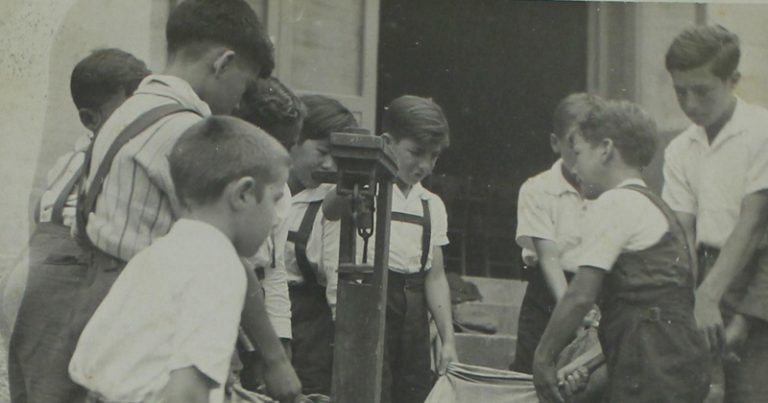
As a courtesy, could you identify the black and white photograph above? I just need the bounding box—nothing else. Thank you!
[1,1,768,402]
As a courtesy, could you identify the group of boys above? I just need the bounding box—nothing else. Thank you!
[8,1,458,403]
[522,25,768,403]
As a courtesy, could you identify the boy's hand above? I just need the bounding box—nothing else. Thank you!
[437,341,458,375]
[557,366,589,397]
[263,358,301,403]
[533,353,565,403]
[694,290,725,353]
[723,314,749,361]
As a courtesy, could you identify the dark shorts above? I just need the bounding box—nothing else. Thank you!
[289,284,334,396]
[9,248,124,403]
[381,270,433,403]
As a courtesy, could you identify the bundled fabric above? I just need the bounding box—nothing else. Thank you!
[425,363,538,403]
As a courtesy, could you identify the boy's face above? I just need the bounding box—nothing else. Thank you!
[670,63,737,128]
[571,132,606,199]
[551,129,577,170]
[388,136,443,187]
[290,138,335,189]
[207,53,261,115]
[235,169,288,257]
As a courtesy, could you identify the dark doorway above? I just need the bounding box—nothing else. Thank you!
[378,0,589,277]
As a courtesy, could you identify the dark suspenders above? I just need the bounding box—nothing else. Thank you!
[391,199,431,272]
[287,200,323,286]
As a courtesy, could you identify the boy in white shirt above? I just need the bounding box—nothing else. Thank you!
[533,101,708,403]
[69,116,290,403]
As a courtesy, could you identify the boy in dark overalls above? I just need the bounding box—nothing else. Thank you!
[533,100,709,403]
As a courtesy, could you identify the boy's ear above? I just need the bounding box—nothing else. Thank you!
[78,108,102,133]
[601,138,614,163]
[230,177,264,210]
[549,133,560,154]
[212,50,237,77]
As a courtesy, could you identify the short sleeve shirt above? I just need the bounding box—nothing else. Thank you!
[358,183,449,274]
[662,98,768,248]
[574,179,668,272]
[283,183,340,313]
[516,159,589,272]
[69,219,246,403]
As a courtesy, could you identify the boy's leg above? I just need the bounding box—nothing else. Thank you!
[724,319,768,403]
[381,273,408,403]
[391,278,433,403]
[511,268,556,373]
[289,286,334,396]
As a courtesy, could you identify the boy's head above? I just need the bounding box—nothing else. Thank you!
[166,0,275,115]
[382,95,450,186]
[665,25,740,127]
[290,95,358,189]
[551,93,603,170]
[70,48,151,134]
[234,76,306,150]
[571,100,657,199]
[169,116,289,256]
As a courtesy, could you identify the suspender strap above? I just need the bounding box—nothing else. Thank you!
[76,104,198,247]
[287,201,323,285]
[391,199,431,272]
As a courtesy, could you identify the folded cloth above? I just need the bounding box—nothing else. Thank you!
[425,363,537,403]
[452,303,498,334]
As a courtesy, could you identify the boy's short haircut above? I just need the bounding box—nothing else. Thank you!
[298,94,358,143]
[70,48,150,110]
[665,24,740,80]
[235,77,306,148]
[166,0,275,77]
[169,116,290,207]
[382,95,450,147]
[578,100,658,168]
[553,93,603,139]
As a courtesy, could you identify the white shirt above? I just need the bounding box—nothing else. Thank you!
[283,183,340,314]
[574,179,668,272]
[70,220,246,403]
[359,183,449,274]
[516,159,589,272]
[37,134,90,227]
[242,183,293,338]
[663,98,768,248]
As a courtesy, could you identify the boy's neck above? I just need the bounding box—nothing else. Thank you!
[396,179,413,197]
[288,175,305,196]
[560,163,581,190]
[704,95,737,144]
[179,206,235,243]
[604,166,644,190]
[163,61,206,96]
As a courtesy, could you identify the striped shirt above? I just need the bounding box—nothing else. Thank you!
[84,75,211,262]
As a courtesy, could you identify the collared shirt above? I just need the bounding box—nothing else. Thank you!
[70,219,246,403]
[242,183,293,338]
[283,183,340,314]
[663,98,768,248]
[516,159,589,272]
[38,133,91,227]
[84,75,211,262]
[359,182,449,274]
[574,179,668,272]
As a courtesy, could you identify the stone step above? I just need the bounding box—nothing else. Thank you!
[462,275,527,308]
[455,333,516,370]
[454,302,520,335]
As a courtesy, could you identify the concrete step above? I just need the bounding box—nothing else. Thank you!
[462,275,527,307]
[455,333,516,369]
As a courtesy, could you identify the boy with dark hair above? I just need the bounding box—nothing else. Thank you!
[533,100,709,403]
[373,95,458,403]
[70,116,289,403]
[663,24,768,403]
[10,1,299,401]
[235,77,306,150]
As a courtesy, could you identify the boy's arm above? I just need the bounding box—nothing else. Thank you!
[695,191,768,351]
[240,267,301,402]
[532,238,569,302]
[322,187,350,222]
[162,366,215,403]
[425,246,458,375]
[533,266,605,403]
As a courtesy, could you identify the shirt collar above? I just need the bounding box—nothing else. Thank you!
[394,181,429,201]
[292,183,335,203]
[134,74,212,117]
[685,97,747,148]
[546,159,581,196]
[617,178,647,188]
